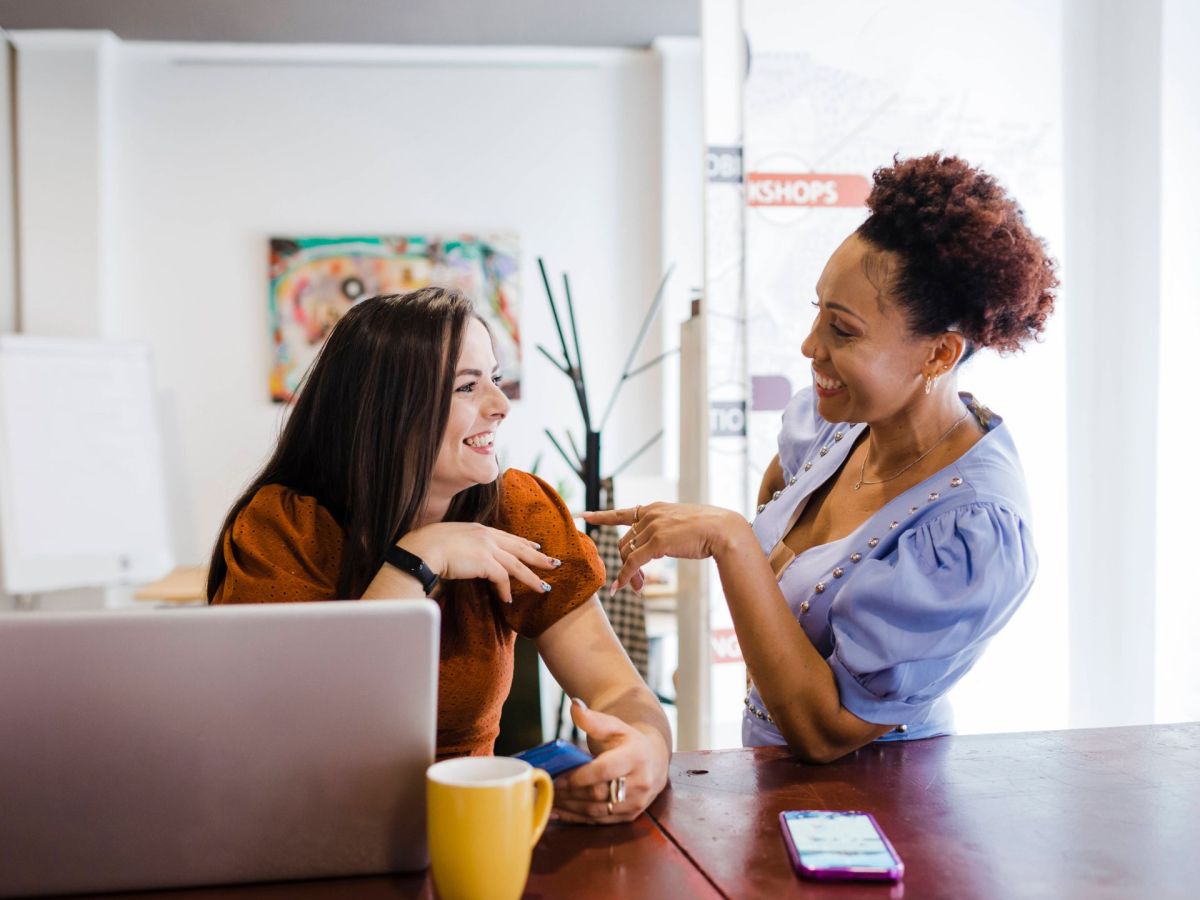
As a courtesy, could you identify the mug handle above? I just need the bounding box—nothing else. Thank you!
[528,767,553,848]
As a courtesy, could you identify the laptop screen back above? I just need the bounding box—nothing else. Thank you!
[0,600,439,897]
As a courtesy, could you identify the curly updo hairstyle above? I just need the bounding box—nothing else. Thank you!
[857,153,1057,355]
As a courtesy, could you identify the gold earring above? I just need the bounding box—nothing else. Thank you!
[924,374,937,395]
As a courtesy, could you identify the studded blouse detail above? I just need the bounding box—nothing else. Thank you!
[743,387,1037,747]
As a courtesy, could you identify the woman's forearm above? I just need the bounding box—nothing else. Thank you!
[538,599,672,773]
[712,519,886,762]
[590,683,672,759]
[360,565,427,600]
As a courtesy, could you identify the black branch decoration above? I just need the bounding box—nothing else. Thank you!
[536,258,676,535]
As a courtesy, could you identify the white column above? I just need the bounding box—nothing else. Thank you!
[0,32,16,334]
[12,30,117,337]
[652,36,703,484]
[676,307,709,750]
[1155,0,1200,723]
[690,0,748,750]
[1063,0,1162,727]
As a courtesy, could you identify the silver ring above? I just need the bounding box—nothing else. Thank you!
[634,505,642,523]
[629,536,637,551]
[608,776,626,808]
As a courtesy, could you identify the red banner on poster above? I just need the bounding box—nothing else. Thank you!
[745,172,871,207]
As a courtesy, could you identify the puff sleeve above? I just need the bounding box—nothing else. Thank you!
[212,485,344,604]
[826,502,1036,724]
[777,387,828,479]
[495,470,605,638]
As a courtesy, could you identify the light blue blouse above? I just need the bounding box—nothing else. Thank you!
[742,387,1037,746]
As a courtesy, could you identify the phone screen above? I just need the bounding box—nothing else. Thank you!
[783,811,900,873]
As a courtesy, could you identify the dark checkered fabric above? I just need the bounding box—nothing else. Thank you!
[591,525,649,679]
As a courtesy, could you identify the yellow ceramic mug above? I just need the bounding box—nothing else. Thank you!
[426,756,553,900]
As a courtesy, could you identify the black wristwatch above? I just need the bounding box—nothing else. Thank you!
[385,546,440,596]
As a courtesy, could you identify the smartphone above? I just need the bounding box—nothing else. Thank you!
[779,810,904,882]
[512,739,593,777]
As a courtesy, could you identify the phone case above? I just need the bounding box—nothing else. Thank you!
[778,810,904,882]
[512,739,593,777]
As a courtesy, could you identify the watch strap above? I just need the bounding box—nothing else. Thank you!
[385,545,440,596]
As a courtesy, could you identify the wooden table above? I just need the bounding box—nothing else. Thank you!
[650,723,1200,899]
[72,724,1199,899]
[133,565,208,603]
[85,812,720,899]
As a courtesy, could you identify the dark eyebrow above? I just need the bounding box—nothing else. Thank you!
[455,365,501,377]
[818,300,866,324]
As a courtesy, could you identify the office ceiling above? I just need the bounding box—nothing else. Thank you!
[0,0,699,47]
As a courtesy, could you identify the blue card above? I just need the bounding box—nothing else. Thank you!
[512,739,593,777]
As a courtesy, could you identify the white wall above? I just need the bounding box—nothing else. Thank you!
[14,34,675,567]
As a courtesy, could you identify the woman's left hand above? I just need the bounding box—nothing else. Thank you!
[582,503,750,594]
[551,699,669,825]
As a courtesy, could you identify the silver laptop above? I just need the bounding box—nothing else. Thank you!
[0,599,439,897]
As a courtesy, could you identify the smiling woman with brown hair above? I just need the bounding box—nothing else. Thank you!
[208,288,670,823]
[588,153,1058,764]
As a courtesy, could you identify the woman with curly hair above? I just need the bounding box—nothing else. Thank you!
[587,153,1057,763]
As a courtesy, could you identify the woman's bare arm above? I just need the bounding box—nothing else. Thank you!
[587,500,892,764]
[534,598,670,821]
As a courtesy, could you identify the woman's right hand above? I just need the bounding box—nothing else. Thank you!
[582,503,752,594]
[397,523,561,603]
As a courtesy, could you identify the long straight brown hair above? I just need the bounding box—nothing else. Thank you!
[206,288,503,641]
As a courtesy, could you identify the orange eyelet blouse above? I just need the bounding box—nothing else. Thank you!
[211,469,604,759]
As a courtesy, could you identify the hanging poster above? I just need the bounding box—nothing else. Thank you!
[268,234,521,402]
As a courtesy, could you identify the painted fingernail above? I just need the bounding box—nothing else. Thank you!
[572,697,588,710]
[541,582,552,592]
[532,542,542,550]
[608,580,618,597]
[551,558,563,568]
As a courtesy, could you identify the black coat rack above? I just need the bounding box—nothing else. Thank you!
[536,258,676,535]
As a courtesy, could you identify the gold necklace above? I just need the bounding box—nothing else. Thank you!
[852,409,970,492]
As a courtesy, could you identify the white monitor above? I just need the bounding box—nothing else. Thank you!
[0,335,173,593]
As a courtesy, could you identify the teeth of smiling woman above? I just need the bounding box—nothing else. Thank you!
[814,372,845,390]
[465,433,494,448]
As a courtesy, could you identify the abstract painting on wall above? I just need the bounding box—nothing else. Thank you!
[268,234,521,402]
